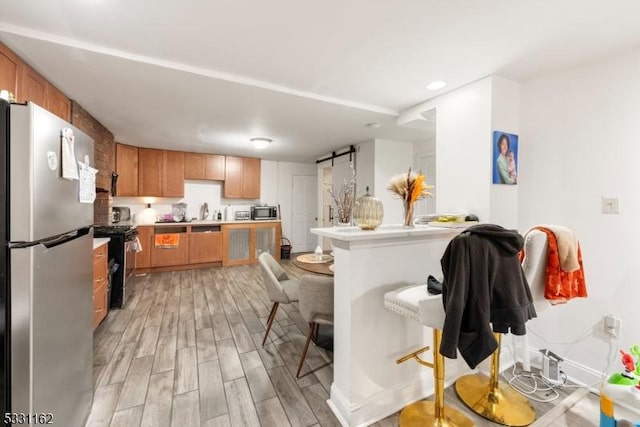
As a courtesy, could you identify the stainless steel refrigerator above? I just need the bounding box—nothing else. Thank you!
[1,100,94,426]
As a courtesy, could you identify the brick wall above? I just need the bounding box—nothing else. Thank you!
[70,101,115,224]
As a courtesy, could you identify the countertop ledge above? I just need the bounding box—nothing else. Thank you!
[93,237,110,250]
[137,220,282,226]
[310,224,465,242]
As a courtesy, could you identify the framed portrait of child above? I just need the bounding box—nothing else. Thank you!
[492,131,519,185]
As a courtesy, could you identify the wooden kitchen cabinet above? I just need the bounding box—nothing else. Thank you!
[189,226,223,264]
[45,82,71,122]
[138,148,163,196]
[224,156,260,199]
[138,148,184,197]
[0,42,20,100]
[135,226,153,270]
[93,243,109,329]
[116,143,139,196]
[1,42,69,121]
[185,152,205,179]
[224,156,243,198]
[205,154,225,180]
[151,227,189,267]
[222,222,281,266]
[19,63,46,107]
[163,150,185,197]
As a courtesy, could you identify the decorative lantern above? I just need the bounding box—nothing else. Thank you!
[354,186,384,230]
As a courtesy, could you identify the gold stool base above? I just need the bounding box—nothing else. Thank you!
[399,401,475,427]
[455,374,536,426]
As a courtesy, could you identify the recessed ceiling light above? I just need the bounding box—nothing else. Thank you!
[426,81,446,90]
[250,137,272,149]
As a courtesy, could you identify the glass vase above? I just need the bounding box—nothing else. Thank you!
[403,200,415,228]
[354,186,384,230]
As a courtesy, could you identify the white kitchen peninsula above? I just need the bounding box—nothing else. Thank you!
[310,225,470,426]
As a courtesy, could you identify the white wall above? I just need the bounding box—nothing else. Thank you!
[490,76,520,229]
[519,48,640,381]
[400,77,495,222]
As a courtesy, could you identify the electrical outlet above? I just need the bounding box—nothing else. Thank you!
[601,196,620,214]
[604,314,621,336]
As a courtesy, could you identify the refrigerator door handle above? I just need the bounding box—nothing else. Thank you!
[9,226,92,249]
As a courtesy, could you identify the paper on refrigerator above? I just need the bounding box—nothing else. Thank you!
[78,155,97,203]
[61,128,79,180]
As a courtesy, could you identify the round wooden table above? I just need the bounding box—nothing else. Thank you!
[292,253,334,276]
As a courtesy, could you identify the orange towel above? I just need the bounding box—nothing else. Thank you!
[155,233,180,248]
[533,227,587,304]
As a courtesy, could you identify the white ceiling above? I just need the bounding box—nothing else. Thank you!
[2,0,640,162]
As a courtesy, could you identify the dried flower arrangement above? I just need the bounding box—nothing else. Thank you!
[388,167,434,226]
[322,162,357,225]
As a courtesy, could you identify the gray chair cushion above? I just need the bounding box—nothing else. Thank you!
[280,279,300,302]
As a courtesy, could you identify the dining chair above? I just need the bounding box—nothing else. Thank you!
[258,252,300,346]
[296,274,334,378]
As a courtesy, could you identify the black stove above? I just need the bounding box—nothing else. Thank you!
[94,224,138,308]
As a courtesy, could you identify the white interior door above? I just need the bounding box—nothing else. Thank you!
[291,175,318,253]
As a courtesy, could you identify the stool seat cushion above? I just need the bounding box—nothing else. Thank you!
[384,284,445,329]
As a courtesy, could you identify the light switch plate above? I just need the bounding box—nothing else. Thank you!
[601,196,620,214]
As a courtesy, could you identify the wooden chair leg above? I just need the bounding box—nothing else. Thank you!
[296,322,315,378]
[310,322,320,344]
[261,302,279,346]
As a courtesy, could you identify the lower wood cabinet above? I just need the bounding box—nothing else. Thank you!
[135,226,153,270]
[189,227,222,264]
[93,243,109,330]
[222,222,281,266]
[134,222,280,271]
[151,226,189,267]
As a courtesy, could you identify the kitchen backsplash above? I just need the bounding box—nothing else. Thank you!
[114,180,265,223]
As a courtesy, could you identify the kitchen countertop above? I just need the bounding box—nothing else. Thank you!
[93,237,110,250]
[139,219,282,226]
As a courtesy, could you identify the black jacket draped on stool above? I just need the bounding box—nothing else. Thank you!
[439,224,536,368]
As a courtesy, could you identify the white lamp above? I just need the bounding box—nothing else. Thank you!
[250,137,272,149]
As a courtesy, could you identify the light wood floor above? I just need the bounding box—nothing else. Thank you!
[86,261,628,427]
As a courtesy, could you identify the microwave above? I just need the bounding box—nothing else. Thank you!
[251,206,278,220]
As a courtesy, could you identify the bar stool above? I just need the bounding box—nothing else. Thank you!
[384,284,474,427]
[454,229,550,426]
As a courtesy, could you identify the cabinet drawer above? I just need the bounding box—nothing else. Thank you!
[94,244,107,260]
[93,245,108,291]
[93,284,108,329]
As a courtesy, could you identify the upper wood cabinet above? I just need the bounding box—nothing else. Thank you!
[1,43,70,121]
[138,148,164,197]
[0,43,20,100]
[138,148,184,197]
[242,157,261,199]
[19,64,46,108]
[185,152,205,179]
[115,143,139,196]
[185,153,225,181]
[224,156,244,198]
[163,150,185,197]
[45,83,71,122]
[224,156,261,199]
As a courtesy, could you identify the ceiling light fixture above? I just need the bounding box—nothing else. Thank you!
[426,81,447,90]
[250,137,272,149]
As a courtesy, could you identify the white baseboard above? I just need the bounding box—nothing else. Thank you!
[328,358,473,427]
